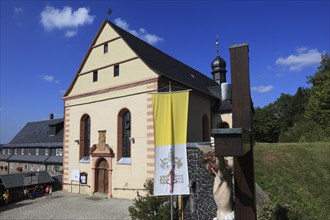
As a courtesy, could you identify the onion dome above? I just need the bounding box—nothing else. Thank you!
[211,39,227,84]
[211,55,227,74]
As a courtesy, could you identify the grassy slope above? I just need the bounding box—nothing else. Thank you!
[254,142,330,219]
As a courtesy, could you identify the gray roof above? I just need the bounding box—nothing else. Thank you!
[3,142,62,148]
[8,155,49,163]
[107,20,220,98]
[2,118,64,148]
[0,154,11,160]
[45,156,62,165]
[0,171,54,189]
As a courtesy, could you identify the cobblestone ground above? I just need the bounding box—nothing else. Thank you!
[0,191,133,220]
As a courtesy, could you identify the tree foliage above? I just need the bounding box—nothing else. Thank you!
[254,53,330,142]
[305,53,330,129]
[254,105,280,143]
[129,179,177,220]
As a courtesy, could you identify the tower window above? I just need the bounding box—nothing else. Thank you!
[114,65,119,77]
[93,71,98,82]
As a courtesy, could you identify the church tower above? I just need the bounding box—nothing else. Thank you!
[211,40,227,85]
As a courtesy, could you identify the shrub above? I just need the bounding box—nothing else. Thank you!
[129,179,178,220]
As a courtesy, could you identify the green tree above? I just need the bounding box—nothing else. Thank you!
[279,87,310,142]
[273,93,294,133]
[305,53,330,130]
[254,53,329,142]
[291,87,310,122]
[129,179,177,220]
[254,104,280,142]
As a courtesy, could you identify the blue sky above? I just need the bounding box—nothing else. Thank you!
[1,1,329,144]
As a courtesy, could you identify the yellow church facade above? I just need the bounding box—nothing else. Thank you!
[62,20,231,199]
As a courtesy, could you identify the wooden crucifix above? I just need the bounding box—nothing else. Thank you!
[212,44,256,220]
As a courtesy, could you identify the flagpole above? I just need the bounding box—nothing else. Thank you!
[169,80,173,220]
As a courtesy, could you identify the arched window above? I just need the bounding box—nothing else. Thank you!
[202,114,210,142]
[117,109,131,162]
[80,114,91,161]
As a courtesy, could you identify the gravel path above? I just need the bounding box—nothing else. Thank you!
[0,191,133,220]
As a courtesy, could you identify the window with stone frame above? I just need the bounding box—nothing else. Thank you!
[80,114,91,162]
[117,109,131,163]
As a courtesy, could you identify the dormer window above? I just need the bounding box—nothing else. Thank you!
[15,149,18,154]
[49,121,63,136]
[104,43,108,53]
[49,125,56,136]
[45,149,49,156]
[36,148,39,155]
[21,149,24,155]
[56,148,63,156]
[8,149,11,154]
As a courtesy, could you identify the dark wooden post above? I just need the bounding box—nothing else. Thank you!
[230,44,256,220]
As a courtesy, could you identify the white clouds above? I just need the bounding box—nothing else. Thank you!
[115,18,129,30]
[40,75,59,84]
[40,6,94,37]
[14,7,24,14]
[275,47,321,71]
[114,18,163,45]
[65,30,77,38]
[251,85,274,93]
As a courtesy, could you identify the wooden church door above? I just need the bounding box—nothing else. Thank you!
[96,159,109,194]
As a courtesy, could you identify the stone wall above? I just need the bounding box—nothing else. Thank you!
[183,148,217,219]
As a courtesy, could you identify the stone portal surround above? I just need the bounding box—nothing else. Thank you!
[90,130,114,198]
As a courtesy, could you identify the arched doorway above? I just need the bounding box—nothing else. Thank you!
[95,158,109,194]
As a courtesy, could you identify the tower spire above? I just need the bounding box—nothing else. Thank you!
[216,35,219,56]
[211,36,227,85]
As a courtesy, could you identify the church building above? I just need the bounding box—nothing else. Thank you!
[62,19,231,199]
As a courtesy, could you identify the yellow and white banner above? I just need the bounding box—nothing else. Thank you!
[152,91,190,196]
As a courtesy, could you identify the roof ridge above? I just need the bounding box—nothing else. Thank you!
[27,118,64,124]
[107,20,201,73]
[106,20,219,97]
